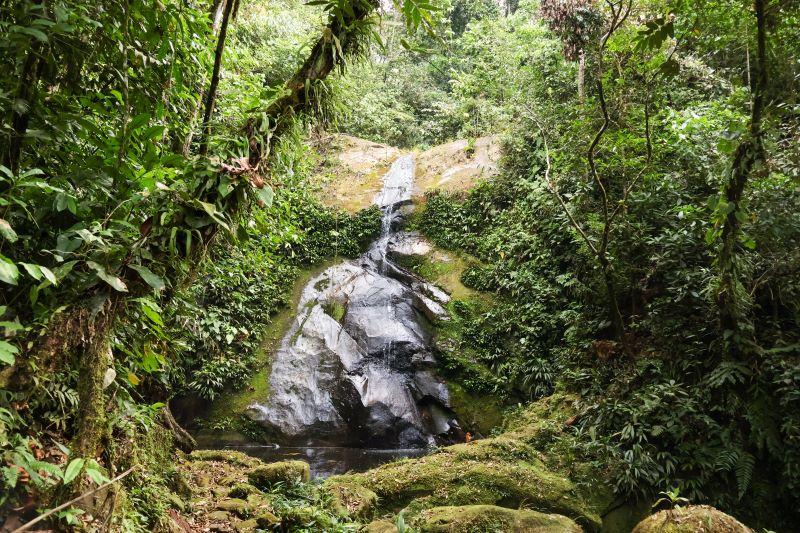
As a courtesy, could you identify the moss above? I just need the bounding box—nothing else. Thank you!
[446,381,505,436]
[363,519,399,532]
[324,479,378,520]
[322,300,348,323]
[411,505,582,532]
[324,394,616,532]
[328,440,605,531]
[632,506,753,533]
[217,498,252,518]
[189,449,260,468]
[229,482,261,499]
[248,460,310,489]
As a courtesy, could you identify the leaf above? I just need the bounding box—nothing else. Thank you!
[0,255,19,285]
[257,185,274,207]
[2,466,19,488]
[0,340,19,365]
[102,367,116,389]
[63,458,85,484]
[127,372,140,386]
[0,219,17,242]
[129,264,165,292]
[86,261,128,292]
[84,460,110,485]
[18,26,48,42]
[139,300,164,326]
[20,262,43,281]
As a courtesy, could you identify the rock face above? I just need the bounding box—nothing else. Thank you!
[632,505,753,533]
[247,154,460,447]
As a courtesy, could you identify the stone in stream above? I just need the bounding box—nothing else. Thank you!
[246,154,461,448]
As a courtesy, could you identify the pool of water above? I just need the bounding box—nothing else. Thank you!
[210,445,429,479]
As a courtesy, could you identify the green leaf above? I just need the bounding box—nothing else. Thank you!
[18,26,48,42]
[139,300,164,326]
[21,262,43,281]
[129,264,165,292]
[257,185,274,207]
[86,261,128,292]
[84,460,110,485]
[63,458,85,484]
[0,219,17,242]
[0,340,19,365]
[0,255,19,286]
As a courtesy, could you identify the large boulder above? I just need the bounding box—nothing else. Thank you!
[327,437,605,531]
[411,505,582,532]
[632,505,752,533]
[247,460,310,489]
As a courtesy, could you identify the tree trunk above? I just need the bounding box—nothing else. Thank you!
[74,334,113,459]
[716,0,767,349]
[577,51,585,102]
[199,0,234,156]
[182,0,228,156]
[5,47,40,174]
[600,256,624,339]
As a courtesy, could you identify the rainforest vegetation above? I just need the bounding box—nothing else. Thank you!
[1,0,799,531]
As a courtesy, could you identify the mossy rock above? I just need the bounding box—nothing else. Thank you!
[632,506,753,533]
[327,394,612,531]
[235,518,259,533]
[229,482,261,499]
[362,519,399,532]
[325,479,378,519]
[216,497,252,518]
[190,449,261,468]
[329,442,603,530]
[255,511,280,528]
[247,460,310,489]
[412,505,583,532]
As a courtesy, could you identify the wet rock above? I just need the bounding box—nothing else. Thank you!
[248,460,310,488]
[412,505,583,532]
[247,154,456,448]
[632,505,753,533]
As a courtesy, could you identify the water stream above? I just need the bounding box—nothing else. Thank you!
[244,154,461,457]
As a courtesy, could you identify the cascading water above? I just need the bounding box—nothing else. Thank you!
[246,154,460,449]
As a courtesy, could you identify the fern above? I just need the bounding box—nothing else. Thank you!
[735,451,755,500]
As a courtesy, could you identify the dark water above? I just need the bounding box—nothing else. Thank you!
[212,445,428,479]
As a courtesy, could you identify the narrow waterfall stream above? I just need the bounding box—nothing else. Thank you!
[239,154,461,477]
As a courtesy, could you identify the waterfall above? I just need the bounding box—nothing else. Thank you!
[245,154,459,448]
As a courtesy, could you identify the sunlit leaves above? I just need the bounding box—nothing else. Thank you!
[0,255,19,286]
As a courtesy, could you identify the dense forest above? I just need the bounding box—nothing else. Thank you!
[1,0,799,531]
